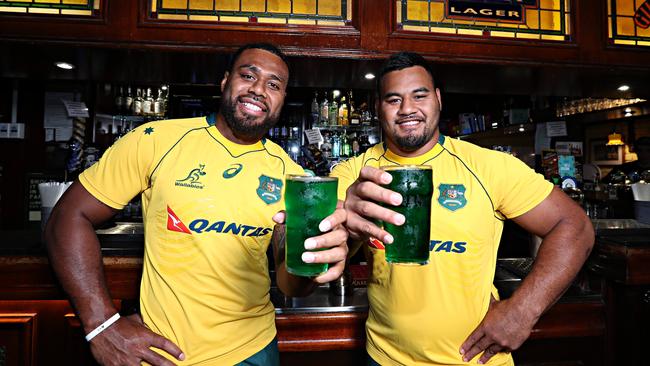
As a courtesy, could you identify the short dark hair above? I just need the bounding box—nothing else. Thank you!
[377,52,436,95]
[228,43,290,74]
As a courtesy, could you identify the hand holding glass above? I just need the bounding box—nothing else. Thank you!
[285,175,338,277]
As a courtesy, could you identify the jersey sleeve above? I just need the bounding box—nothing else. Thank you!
[330,158,359,201]
[79,124,157,209]
[491,153,553,219]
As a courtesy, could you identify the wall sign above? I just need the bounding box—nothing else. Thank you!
[446,0,538,23]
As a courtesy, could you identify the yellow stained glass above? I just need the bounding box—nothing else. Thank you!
[162,0,187,10]
[492,31,515,37]
[639,41,650,46]
[518,33,540,39]
[407,0,429,21]
[159,13,188,19]
[29,7,59,13]
[288,18,316,25]
[189,0,212,10]
[34,0,60,3]
[399,0,569,41]
[7,0,32,3]
[63,0,90,4]
[189,14,219,20]
[219,15,248,22]
[258,16,285,23]
[430,1,444,21]
[540,10,560,29]
[318,0,340,16]
[62,9,92,15]
[267,0,290,13]
[540,0,560,10]
[405,25,432,32]
[317,20,344,26]
[639,24,650,37]
[242,0,264,12]
[293,0,316,14]
[215,0,238,11]
[615,0,635,16]
[457,28,481,35]
[526,9,539,29]
[617,17,636,36]
[0,6,25,12]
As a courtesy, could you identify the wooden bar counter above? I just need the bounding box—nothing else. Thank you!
[0,226,606,366]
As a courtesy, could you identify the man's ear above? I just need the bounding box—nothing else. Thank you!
[220,71,229,93]
[435,88,442,111]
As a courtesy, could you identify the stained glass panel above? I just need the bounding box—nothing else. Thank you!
[608,0,650,46]
[151,0,351,26]
[0,0,99,15]
[398,0,571,42]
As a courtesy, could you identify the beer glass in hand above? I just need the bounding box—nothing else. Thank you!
[285,175,338,276]
[381,165,433,265]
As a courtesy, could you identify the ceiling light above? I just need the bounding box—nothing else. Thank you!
[55,62,75,70]
[624,112,633,117]
[624,107,632,113]
[617,85,630,91]
[607,132,624,146]
[332,90,340,98]
[161,85,168,91]
[364,73,376,80]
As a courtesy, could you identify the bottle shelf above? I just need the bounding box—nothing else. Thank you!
[314,125,378,131]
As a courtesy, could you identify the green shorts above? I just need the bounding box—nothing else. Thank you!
[235,338,279,366]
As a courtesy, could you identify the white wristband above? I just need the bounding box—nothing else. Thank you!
[85,313,120,342]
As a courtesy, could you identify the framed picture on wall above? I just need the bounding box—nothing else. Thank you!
[589,138,623,165]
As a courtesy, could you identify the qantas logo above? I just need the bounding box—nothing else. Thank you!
[166,205,272,237]
[368,238,467,254]
[167,206,191,234]
[636,0,650,28]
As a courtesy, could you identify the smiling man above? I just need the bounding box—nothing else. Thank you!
[331,52,594,365]
[44,43,348,366]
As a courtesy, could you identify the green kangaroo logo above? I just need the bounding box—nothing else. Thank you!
[178,164,206,183]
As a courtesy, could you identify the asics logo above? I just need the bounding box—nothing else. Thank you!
[223,164,243,179]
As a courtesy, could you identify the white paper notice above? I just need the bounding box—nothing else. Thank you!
[62,100,89,118]
[304,128,323,145]
[546,121,568,137]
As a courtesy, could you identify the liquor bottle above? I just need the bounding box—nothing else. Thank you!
[329,93,338,126]
[115,86,125,114]
[154,88,163,117]
[341,132,351,157]
[125,86,134,114]
[311,91,320,126]
[319,93,329,125]
[134,88,143,116]
[338,95,349,126]
[320,132,332,159]
[143,88,153,116]
[332,132,340,158]
[349,91,361,125]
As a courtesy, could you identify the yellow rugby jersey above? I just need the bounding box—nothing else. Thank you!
[79,116,303,365]
[331,135,552,366]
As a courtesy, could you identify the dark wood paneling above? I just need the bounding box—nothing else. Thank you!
[0,313,36,366]
[0,0,648,68]
[276,312,367,352]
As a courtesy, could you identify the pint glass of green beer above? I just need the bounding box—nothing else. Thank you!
[381,165,433,265]
[285,175,338,277]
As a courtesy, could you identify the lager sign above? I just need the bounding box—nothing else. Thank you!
[446,0,538,23]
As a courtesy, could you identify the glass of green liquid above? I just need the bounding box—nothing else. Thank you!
[381,165,433,265]
[285,175,338,277]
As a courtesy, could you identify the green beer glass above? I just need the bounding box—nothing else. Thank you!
[285,175,338,277]
[381,165,433,265]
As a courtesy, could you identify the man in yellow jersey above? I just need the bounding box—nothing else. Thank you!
[331,52,594,365]
[45,43,348,366]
